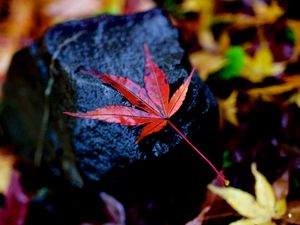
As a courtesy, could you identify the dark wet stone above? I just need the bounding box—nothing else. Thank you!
[1,9,220,225]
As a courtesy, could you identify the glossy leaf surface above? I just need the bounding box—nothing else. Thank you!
[65,44,193,142]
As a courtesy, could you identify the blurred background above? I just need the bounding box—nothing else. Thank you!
[1,0,300,224]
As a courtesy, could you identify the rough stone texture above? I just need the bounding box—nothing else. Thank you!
[1,9,220,225]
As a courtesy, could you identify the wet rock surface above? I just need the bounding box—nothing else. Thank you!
[1,9,220,225]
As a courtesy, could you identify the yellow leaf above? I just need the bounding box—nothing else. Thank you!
[218,31,231,54]
[215,0,283,29]
[189,51,227,80]
[253,0,283,24]
[230,218,274,225]
[207,185,268,219]
[181,0,213,13]
[198,29,218,52]
[208,163,287,224]
[0,151,15,193]
[256,45,272,64]
[274,198,287,219]
[99,0,125,15]
[247,83,298,101]
[215,13,263,29]
[251,164,276,216]
[241,44,284,83]
[288,91,300,108]
[218,91,239,126]
[247,75,300,102]
[181,0,217,51]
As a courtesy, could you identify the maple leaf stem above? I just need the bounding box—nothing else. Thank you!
[167,120,228,185]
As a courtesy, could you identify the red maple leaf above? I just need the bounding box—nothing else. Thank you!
[64,44,226,183]
[0,170,32,225]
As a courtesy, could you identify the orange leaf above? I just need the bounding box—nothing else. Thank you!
[218,91,239,127]
[168,69,194,117]
[70,45,193,139]
[65,44,226,183]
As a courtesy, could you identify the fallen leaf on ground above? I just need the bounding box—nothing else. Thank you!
[0,170,32,225]
[288,91,300,108]
[189,51,227,80]
[181,0,217,51]
[218,91,239,127]
[247,74,300,102]
[65,44,193,143]
[241,44,285,83]
[64,44,227,183]
[100,192,126,225]
[247,83,297,101]
[208,163,287,225]
[0,151,15,193]
[253,0,283,24]
[181,0,213,13]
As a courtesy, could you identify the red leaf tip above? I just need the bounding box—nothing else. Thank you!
[65,48,225,182]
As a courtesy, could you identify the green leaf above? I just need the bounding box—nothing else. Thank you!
[218,46,246,80]
[223,150,233,168]
[286,27,296,43]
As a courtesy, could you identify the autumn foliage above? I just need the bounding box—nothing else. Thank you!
[64,44,226,183]
[1,0,300,224]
